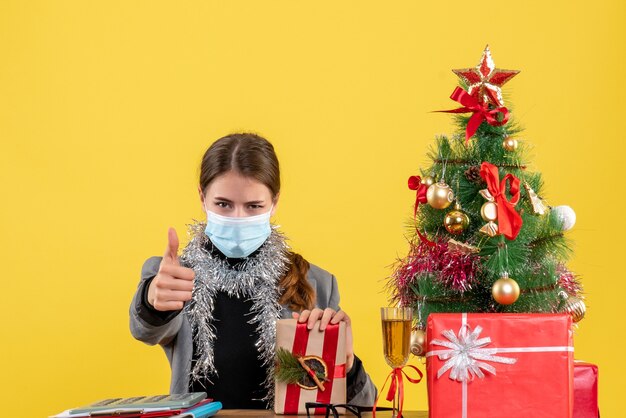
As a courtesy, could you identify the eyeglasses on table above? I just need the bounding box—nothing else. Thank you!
[305,402,395,418]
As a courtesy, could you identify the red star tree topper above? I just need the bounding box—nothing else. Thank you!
[452,45,519,107]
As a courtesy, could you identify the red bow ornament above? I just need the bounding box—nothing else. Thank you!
[373,365,423,418]
[479,162,523,240]
[438,87,510,142]
[408,176,428,217]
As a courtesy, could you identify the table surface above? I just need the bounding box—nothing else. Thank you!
[217,411,427,417]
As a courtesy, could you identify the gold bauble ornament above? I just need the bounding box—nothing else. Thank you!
[562,296,586,323]
[444,206,470,235]
[502,137,519,151]
[410,329,427,357]
[481,201,498,222]
[492,276,520,305]
[427,181,454,209]
[421,176,436,187]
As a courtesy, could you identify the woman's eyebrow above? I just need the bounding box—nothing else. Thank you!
[213,197,265,205]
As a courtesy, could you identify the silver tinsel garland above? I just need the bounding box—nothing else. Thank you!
[180,221,289,407]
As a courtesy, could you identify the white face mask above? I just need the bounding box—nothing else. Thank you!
[203,207,273,258]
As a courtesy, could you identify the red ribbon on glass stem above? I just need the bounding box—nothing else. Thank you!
[437,87,510,142]
[479,161,523,240]
[373,365,423,418]
[408,176,428,217]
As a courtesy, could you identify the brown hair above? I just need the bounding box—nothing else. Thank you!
[200,133,315,311]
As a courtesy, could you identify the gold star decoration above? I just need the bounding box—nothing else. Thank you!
[452,45,519,108]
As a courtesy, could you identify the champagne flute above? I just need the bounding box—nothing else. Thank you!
[381,307,412,417]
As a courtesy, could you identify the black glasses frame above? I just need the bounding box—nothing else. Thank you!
[305,402,361,418]
[305,402,395,418]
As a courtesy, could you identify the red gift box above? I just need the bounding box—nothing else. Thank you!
[426,313,574,418]
[573,361,599,418]
[274,319,347,415]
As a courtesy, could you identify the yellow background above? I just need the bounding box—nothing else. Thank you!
[1,1,624,417]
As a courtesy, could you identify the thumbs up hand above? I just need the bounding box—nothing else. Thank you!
[147,228,196,311]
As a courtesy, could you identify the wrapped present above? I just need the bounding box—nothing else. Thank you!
[274,319,347,415]
[426,313,574,418]
[573,361,599,418]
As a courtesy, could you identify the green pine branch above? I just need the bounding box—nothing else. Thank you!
[275,348,325,384]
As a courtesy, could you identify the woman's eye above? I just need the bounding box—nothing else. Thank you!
[249,204,263,209]
[215,202,230,208]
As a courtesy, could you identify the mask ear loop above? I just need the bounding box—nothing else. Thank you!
[201,192,210,215]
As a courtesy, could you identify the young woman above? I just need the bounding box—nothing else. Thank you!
[129,133,377,409]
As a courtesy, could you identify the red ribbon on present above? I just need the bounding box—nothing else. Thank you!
[333,364,346,379]
[437,87,510,142]
[314,322,339,414]
[284,323,311,414]
[373,365,423,418]
[408,176,428,217]
[479,162,523,240]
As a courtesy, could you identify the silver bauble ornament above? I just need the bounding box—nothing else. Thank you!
[551,205,576,231]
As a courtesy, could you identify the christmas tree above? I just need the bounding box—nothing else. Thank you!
[389,46,585,356]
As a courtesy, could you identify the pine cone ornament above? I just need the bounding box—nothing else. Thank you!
[464,165,484,185]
